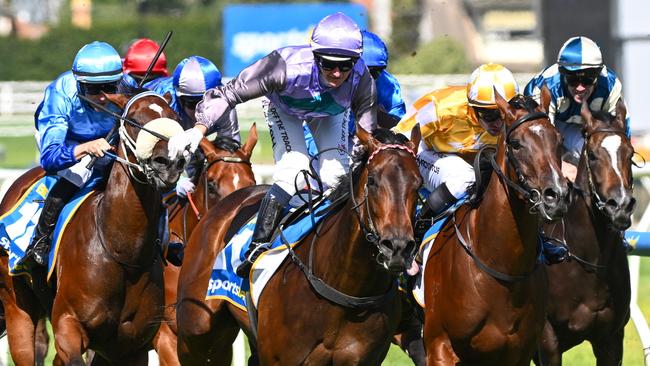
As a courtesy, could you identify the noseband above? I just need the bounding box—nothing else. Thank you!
[352,144,417,265]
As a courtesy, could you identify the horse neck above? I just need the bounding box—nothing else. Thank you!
[475,142,539,272]
[314,187,394,297]
[192,172,210,214]
[99,161,162,263]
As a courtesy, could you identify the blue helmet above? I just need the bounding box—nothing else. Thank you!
[310,12,363,59]
[361,30,388,68]
[72,41,123,83]
[557,36,603,71]
[172,56,222,97]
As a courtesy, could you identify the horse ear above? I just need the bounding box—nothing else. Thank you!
[162,91,173,105]
[539,84,552,114]
[580,100,596,135]
[241,123,258,158]
[408,124,421,154]
[198,137,215,157]
[493,87,514,122]
[101,93,129,109]
[356,120,378,153]
[614,98,628,131]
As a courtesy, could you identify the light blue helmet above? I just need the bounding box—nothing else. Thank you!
[361,30,388,68]
[172,56,222,97]
[72,41,123,83]
[310,12,363,59]
[557,36,603,71]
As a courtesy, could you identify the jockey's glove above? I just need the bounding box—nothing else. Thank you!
[168,127,203,159]
[175,177,195,198]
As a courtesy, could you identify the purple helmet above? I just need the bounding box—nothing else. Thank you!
[310,12,362,59]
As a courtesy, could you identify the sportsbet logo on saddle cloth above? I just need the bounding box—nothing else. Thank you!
[206,195,336,310]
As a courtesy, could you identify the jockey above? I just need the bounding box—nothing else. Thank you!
[24,41,126,266]
[146,56,239,198]
[394,63,567,264]
[524,36,630,181]
[123,38,169,84]
[166,12,377,278]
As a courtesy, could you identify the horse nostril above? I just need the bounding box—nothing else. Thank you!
[543,187,559,204]
[153,156,170,166]
[605,198,619,210]
[176,158,186,170]
[625,197,637,213]
[379,239,394,251]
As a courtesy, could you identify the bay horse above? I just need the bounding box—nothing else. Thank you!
[176,125,423,365]
[0,91,187,365]
[535,100,634,365]
[423,91,570,365]
[153,128,257,365]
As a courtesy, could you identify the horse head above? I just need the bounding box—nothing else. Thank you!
[355,124,423,274]
[579,99,635,230]
[103,91,187,191]
[494,87,569,221]
[197,123,257,201]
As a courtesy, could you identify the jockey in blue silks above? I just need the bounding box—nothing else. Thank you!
[24,41,128,266]
[305,29,406,157]
[166,12,378,279]
[524,36,630,181]
[146,56,240,197]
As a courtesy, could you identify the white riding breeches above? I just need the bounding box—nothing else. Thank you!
[263,98,349,196]
[416,150,475,199]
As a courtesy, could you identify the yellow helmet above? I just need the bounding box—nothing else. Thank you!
[466,63,519,109]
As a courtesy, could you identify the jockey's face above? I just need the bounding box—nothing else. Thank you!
[78,81,118,111]
[474,107,504,136]
[561,68,599,104]
[315,55,356,88]
[179,95,201,123]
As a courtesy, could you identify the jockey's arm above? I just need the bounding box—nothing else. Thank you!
[351,69,378,133]
[195,51,287,137]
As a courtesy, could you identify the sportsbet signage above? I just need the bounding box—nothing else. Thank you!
[223,3,367,77]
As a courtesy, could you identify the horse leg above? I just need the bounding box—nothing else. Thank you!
[53,314,88,365]
[153,321,180,366]
[393,316,425,366]
[35,316,50,365]
[425,336,459,366]
[4,302,40,366]
[591,328,624,366]
[534,321,561,366]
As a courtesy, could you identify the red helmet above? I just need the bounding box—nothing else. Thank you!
[123,38,169,77]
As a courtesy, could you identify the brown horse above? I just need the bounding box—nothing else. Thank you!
[423,92,570,365]
[152,128,257,365]
[535,100,634,366]
[0,91,187,365]
[176,125,423,365]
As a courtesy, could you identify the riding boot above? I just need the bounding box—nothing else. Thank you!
[24,178,78,266]
[413,183,459,246]
[236,185,291,279]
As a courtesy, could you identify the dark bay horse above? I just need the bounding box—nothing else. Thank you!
[423,92,570,365]
[176,125,423,365]
[536,100,634,366]
[0,91,187,365]
[153,128,257,365]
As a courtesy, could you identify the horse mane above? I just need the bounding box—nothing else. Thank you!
[212,136,241,153]
[508,94,539,113]
[591,110,616,124]
[329,128,410,202]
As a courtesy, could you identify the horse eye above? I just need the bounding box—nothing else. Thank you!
[588,152,597,161]
[510,140,522,150]
[367,175,376,186]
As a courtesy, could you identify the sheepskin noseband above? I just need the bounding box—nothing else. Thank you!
[134,117,184,160]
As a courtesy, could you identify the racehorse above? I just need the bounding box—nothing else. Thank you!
[423,90,570,365]
[535,100,634,366]
[0,91,187,365]
[176,125,423,365]
[152,128,257,365]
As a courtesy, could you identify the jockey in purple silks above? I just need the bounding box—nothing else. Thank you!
[166,12,378,278]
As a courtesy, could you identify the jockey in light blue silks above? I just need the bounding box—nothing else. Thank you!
[146,56,240,197]
[305,29,406,157]
[524,36,631,180]
[24,41,128,266]
[166,12,378,278]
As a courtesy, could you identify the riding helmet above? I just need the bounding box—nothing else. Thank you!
[123,38,169,77]
[310,12,363,60]
[172,56,222,97]
[467,63,519,109]
[72,41,123,83]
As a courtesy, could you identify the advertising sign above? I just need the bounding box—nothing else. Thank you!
[223,3,367,77]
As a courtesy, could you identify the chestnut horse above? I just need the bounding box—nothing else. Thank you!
[423,92,570,365]
[153,129,257,365]
[535,100,634,366]
[176,126,423,365]
[0,91,187,365]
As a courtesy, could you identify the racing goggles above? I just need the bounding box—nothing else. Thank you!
[560,68,600,87]
[474,108,502,122]
[79,81,119,95]
[368,66,386,79]
[179,95,202,110]
[315,56,357,72]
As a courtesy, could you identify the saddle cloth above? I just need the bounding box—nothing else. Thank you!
[206,195,336,310]
[0,176,99,280]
